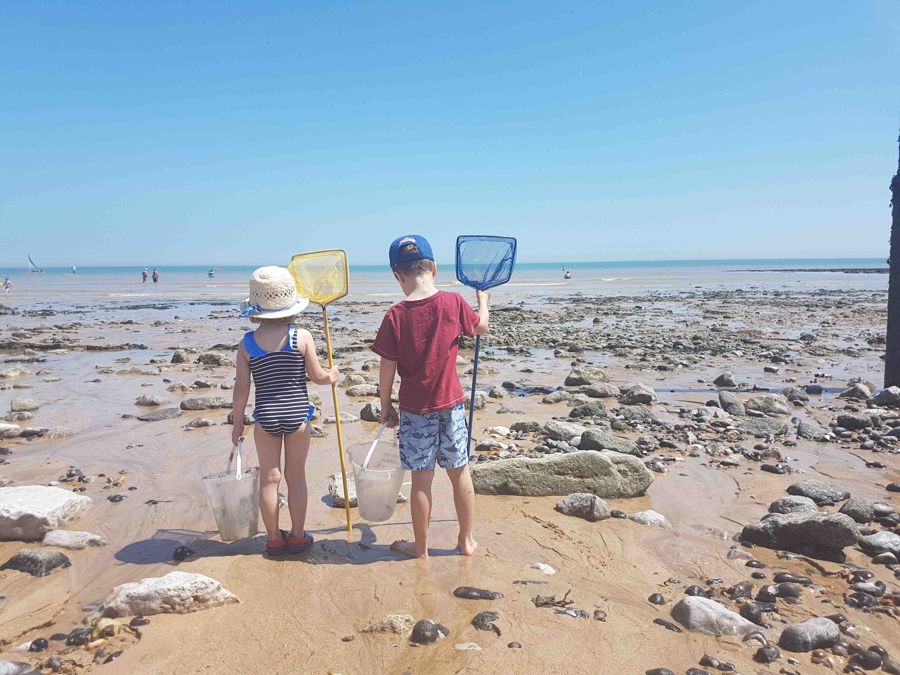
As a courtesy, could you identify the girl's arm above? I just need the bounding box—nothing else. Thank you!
[299,330,340,385]
[232,344,251,445]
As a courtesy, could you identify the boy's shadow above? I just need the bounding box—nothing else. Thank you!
[114,521,460,567]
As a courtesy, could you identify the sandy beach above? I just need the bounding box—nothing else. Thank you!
[0,266,898,674]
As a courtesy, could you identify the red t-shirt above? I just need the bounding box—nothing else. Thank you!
[371,291,480,414]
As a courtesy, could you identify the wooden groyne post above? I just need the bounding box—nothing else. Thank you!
[886,129,900,387]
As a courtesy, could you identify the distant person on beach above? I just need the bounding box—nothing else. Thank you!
[232,266,340,557]
[142,268,148,283]
[372,235,490,559]
[3,277,10,295]
[152,268,159,283]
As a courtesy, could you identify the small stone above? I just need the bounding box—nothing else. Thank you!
[28,638,48,652]
[629,510,671,528]
[134,394,165,407]
[754,645,780,664]
[453,586,503,600]
[409,619,449,645]
[555,493,610,521]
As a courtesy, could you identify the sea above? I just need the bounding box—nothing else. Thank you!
[0,259,887,310]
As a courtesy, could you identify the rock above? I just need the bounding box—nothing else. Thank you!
[768,496,818,515]
[620,383,657,405]
[170,349,189,364]
[568,401,608,419]
[510,420,542,434]
[472,611,501,635]
[565,367,607,386]
[741,512,858,554]
[409,619,449,645]
[745,394,790,416]
[196,352,235,367]
[453,586,503,600]
[362,613,415,635]
[754,645,781,664]
[9,399,38,413]
[786,480,850,506]
[134,394,164,407]
[530,562,555,575]
[778,617,839,652]
[1,549,71,576]
[838,497,876,524]
[180,397,231,411]
[796,420,830,441]
[839,383,871,400]
[781,386,809,405]
[324,412,359,424]
[0,367,30,379]
[360,400,381,422]
[583,383,620,398]
[714,373,737,388]
[0,661,39,675]
[42,530,107,549]
[328,474,357,508]
[629,510,671,528]
[102,571,239,617]
[137,408,183,422]
[471,450,653,498]
[737,418,789,436]
[578,429,640,456]
[0,423,22,439]
[0,486,91,541]
[455,642,482,651]
[857,531,900,557]
[670,596,760,637]
[836,412,872,430]
[542,390,572,404]
[166,382,190,394]
[718,391,745,416]
[346,384,379,398]
[543,419,586,442]
[555,493,610,521]
[870,386,900,408]
[186,418,216,428]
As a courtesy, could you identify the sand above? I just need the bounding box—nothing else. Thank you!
[0,283,898,674]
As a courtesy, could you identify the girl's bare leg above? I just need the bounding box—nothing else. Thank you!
[254,425,283,540]
[283,423,311,538]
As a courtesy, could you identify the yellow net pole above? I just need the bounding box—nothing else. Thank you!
[323,306,353,537]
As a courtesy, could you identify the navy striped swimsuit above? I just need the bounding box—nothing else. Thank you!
[244,326,313,435]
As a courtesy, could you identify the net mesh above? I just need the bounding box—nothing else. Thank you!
[455,235,517,291]
[288,249,349,307]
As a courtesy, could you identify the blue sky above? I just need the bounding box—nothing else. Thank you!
[1,1,898,266]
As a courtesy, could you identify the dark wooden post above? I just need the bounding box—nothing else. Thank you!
[886,130,900,387]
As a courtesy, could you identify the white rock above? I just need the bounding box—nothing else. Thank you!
[328,473,358,508]
[42,530,107,550]
[0,424,22,439]
[102,571,239,617]
[530,562,556,576]
[0,368,30,379]
[0,486,92,541]
[9,399,39,413]
[455,642,482,651]
[484,426,511,437]
[629,509,672,529]
[671,596,760,637]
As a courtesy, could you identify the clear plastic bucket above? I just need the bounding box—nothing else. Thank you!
[349,437,407,522]
[202,446,260,541]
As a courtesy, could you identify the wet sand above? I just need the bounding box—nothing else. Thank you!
[0,284,898,674]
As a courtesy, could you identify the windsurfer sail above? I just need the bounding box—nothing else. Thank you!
[27,255,43,273]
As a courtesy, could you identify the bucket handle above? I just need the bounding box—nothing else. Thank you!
[227,439,244,480]
[362,422,389,469]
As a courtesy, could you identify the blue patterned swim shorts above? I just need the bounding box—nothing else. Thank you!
[399,403,469,471]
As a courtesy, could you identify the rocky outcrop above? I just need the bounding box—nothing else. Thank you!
[102,571,239,617]
[0,486,91,541]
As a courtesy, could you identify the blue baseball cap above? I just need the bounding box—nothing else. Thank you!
[389,234,434,270]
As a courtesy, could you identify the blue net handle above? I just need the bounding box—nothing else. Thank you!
[455,235,518,291]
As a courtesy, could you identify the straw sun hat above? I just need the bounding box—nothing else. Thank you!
[239,266,309,319]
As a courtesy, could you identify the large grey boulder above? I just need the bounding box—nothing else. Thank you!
[0,486,91,541]
[543,419,586,442]
[737,417,789,437]
[670,596,760,637]
[578,429,640,456]
[718,391,745,416]
[745,394,790,416]
[565,367,607,386]
[786,480,849,506]
[870,386,900,408]
[555,494,610,522]
[778,618,839,652]
[838,497,876,524]
[583,383,620,399]
[858,531,900,557]
[568,401,608,419]
[741,512,858,557]
[836,412,872,430]
[768,496,818,515]
[839,383,871,401]
[796,420,830,442]
[180,397,231,411]
[619,383,657,405]
[102,571,239,617]
[471,451,653,498]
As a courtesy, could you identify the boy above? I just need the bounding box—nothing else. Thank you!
[372,235,489,559]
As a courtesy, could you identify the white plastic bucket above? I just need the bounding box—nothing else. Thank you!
[349,433,406,523]
[202,442,260,541]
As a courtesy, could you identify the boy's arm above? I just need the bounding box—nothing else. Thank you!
[379,357,399,427]
[474,289,490,335]
[300,330,340,385]
[232,345,251,445]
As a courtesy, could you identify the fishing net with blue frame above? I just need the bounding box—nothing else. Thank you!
[455,235,517,291]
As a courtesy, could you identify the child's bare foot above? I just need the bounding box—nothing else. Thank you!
[390,539,428,559]
[458,535,478,556]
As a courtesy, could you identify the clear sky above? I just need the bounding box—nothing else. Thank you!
[1,1,898,267]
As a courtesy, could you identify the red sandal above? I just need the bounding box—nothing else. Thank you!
[286,532,314,555]
[265,530,289,557]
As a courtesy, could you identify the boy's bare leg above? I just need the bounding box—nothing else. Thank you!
[283,424,311,538]
[254,425,283,540]
[391,469,433,559]
[447,464,477,555]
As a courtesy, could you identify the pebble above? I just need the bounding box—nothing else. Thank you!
[173,546,194,562]
[507,642,522,649]
[652,618,682,633]
[754,645,780,663]
[107,494,125,503]
[648,593,665,605]
[409,619,449,645]
[645,670,675,675]
[529,562,555,575]
[453,586,503,600]
[28,638,48,652]
[471,611,501,636]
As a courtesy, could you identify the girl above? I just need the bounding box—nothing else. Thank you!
[232,266,339,556]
